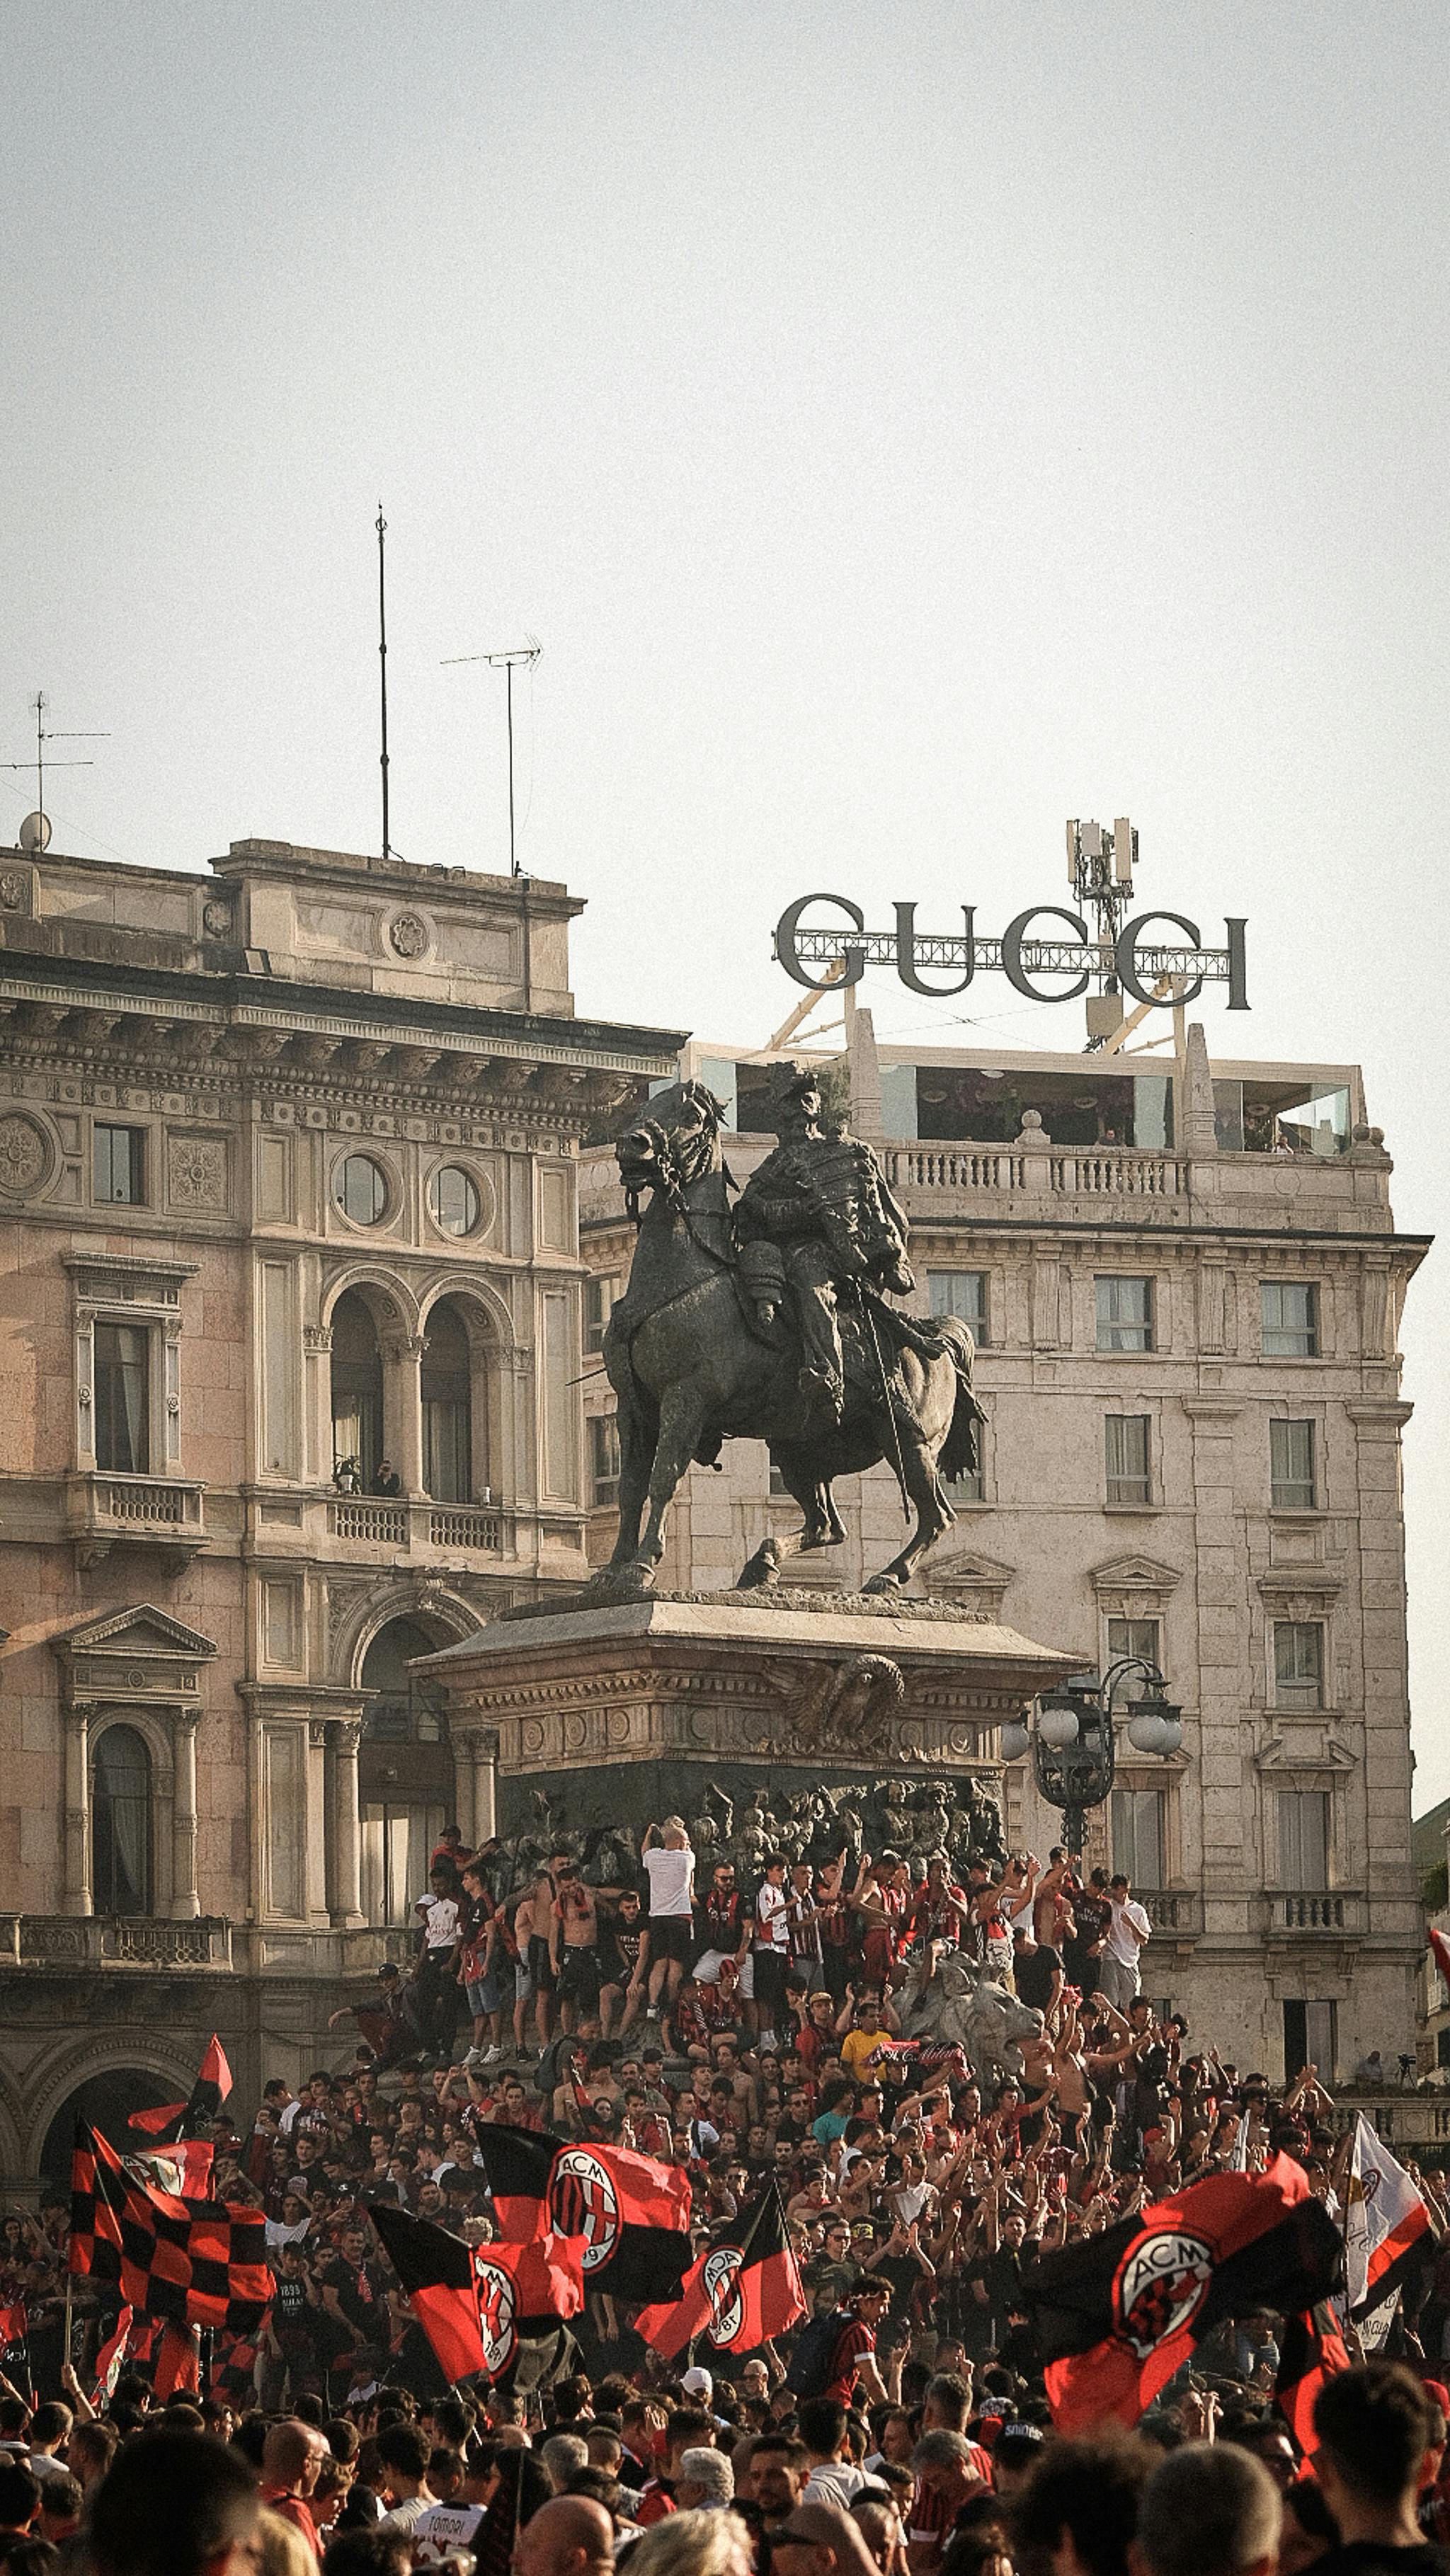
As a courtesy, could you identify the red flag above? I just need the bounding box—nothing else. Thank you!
[472,2125,692,2306]
[1277,2303,1349,2458]
[128,2101,187,2137]
[370,2202,582,2383]
[1024,2157,1343,2432]
[126,2141,215,2199]
[153,2322,200,2399]
[126,2036,232,2145]
[92,2307,132,2405]
[636,2181,805,2360]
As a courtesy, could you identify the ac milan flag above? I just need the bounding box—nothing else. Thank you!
[369,2201,582,2384]
[1430,1928,1450,1996]
[70,2122,273,2337]
[472,2124,692,2306]
[1022,2156,1343,2432]
[1345,2114,1437,2325]
[92,2307,133,2405]
[127,2035,233,2143]
[1277,2301,1350,2458]
[636,2180,805,2360]
[125,2141,216,2199]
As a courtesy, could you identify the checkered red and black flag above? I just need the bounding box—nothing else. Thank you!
[70,2122,272,2337]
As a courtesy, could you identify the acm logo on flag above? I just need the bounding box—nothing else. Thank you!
[702,2245,745,2349]
[1113,2230,1214,2360]
[472,2253,519,2376]
[551,2149,621,2273]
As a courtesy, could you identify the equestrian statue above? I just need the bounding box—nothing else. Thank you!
[595,1063,983,1593]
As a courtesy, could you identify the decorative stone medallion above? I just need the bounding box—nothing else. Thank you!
[0,870,28,913]
[0,1113,50,1196]
[167,1135,228,1210]
[202,897,233,938]
[387,910,431,959]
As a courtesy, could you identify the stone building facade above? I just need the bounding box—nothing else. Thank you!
[581,1006,1428,2081]
[0,837,678,2183]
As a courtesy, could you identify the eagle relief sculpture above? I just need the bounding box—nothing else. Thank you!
[595,1063,983,1593]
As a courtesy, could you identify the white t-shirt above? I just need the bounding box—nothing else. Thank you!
[643,1845,695,1916]
[378,2495,437,2537]
[755,1880,790,1953]
[411,2501,486,2564]
[417,1893,461,1950]
[1105,1896,1151,1964]
[806,2462,873,2507]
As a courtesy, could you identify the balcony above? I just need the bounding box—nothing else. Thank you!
[324,1495,506,1556]
[0,1916,233,1969]
[1141,1889,1204,1942]
[1257,1889,1368,1940]
[66,1471,206,1569]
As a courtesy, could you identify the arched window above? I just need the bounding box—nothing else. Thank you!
[358,1620,455,1927]
[421,1300,473,1503]
[331,1290,384,1487]
[91,1727,152,1917]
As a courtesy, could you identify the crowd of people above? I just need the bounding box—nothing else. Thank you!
[0,1814,1446,2576]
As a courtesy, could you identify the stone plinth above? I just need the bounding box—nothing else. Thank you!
[415,1587,1075,1845]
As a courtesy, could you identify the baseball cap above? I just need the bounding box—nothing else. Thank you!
[681,2366,714,2400]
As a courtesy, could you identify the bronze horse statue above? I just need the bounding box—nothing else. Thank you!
[596,1080,981,1593]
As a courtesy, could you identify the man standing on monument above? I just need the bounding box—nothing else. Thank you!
[734,1064,915,1428]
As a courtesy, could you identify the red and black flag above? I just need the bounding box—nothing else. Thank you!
[370,2202,581,2386]
[636,2179,806,2360]
[153,2322,201,2400]
[70,2122,272,2337]
[92,2307,133,2406]
[472,2124,693,2306]
[128,2034,233,2143]
[125,2141,216,2200]
[1277,2301,1350,2459]
[0,2306,30,2397]
[1022,2156,1343,2432]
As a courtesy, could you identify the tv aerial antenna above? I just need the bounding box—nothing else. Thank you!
[442,640,542,876]
[1,692,109,848]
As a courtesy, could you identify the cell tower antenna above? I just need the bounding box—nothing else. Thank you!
[376,506,392,860]
[1,692,109,846]
[1066,814,1138,1049]
[442,639,542,876]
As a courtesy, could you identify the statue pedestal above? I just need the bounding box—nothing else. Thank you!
[416,1588,1075,1870]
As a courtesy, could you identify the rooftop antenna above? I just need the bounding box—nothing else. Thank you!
[1,693,109,848]
[442,639,542,876]
[376,505,392,860]
[1067,814,1136,1049]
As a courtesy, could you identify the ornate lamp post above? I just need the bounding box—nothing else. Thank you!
[998,1659,1182,1856]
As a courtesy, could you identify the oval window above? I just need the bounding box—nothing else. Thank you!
[336,1155,388,1225]
[430,1164,480,1237]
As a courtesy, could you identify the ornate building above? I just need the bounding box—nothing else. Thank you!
[581,1004,1429,2081]
[0,836,678,2186]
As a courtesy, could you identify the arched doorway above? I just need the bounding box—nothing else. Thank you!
[358,1619,456,1926]
[91,1725,152,1916]
[39,2068,181,2189]
[421,1300,474,1502]
[331,1290,384,1487]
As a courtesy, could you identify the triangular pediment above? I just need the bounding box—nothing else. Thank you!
[930,1550,1017,1592]
[52,1603,218,1661]
[1088,1553,1182,1597]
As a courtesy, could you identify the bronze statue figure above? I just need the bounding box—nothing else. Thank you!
[597,1067,983,1591]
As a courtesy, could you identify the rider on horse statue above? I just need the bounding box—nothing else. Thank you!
[734,1063,918,1433]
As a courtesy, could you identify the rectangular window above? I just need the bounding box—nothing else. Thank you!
[1277,1789,1330,1889]
[585,1276,620,1356]
[1096,1276,1153,1352]
[1104,1414,1151,1506]
[1274,1621,1324,1710]
[589,1414,621,1506]
[1270,1419,1316,1510]
[1262,1281,1318,1357]
[1283,1997,1337,2084]
[930,1271,988,1342]
[93,1322,149,1473]
[1107,1616,1161,1695]
[93,1125,145,1206]
[1112,1786,1165,1889]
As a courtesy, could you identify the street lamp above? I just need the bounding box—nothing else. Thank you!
[999,1659,1181,1855]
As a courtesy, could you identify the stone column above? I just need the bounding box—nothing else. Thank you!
[330,1719,365,1928]
[62,1704,93,1918]
[472,1730,499,1845]
[384,1336,427,1497]
[304,1324,333,1484]
[170,1708,201,1919]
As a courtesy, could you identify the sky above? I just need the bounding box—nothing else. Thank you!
[4,2,1449,1790]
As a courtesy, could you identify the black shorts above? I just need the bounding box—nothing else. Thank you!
[527,1934,556,1991]
[557,1946,600,2009]
[649,1916,694,1964]
[753,1947,789,2014]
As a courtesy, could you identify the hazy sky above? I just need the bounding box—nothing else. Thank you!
[5,4,1449,1790]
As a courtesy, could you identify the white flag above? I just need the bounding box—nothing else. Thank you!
[1345,2112,1434,2319]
